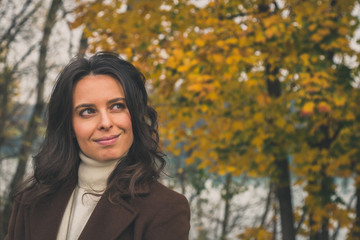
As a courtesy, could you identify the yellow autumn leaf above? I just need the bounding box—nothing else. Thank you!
[187,83,202,92]
[255,31,266,43]
[178,64,190,73]
[251,133,269,150]
[253,112,264,123]
[197,159,211,169]
[317,101,331,113]
[263,15,280,28]
[124,47,132,57]
[200,105,208,112]
[205,17,218,26]
[311,34,322,43]
[195,38,205,47]
[301,102,315,116]
[233,121,245,131]
[172,148,181,156]
[334,95,346,106]
[317,28,331,36]
[225,37,237,45]
[185,157,195,165]
[257,229,273,240]
[166,56,178,69]
[308,23,317,31]
[218,167,228,176]
[300,53,310,66]
[212,54,224,64]
[173,48,184,60]
[337,27,348,35]
[275,118,286,128]
[345,111,355,121]
[265,26,279,39]
[226,166,238,174]
[207,91,217,101]
[285,124,294,133]
[256,94,270,106]
[216,40,225,48]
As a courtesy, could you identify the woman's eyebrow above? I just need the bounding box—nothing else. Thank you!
[108,97,126,104]
[74,103,95,112]
[74,98,126,112]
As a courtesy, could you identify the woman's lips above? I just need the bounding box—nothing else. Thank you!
[94,134,120,146]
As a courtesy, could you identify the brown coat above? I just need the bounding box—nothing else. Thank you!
[6,181,190,240]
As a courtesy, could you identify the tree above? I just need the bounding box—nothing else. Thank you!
[71,0,360,238]
[0,0,40,156]
[0,0,41,236]
[0,0,64,236]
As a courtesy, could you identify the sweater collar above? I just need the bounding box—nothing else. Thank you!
[78,152,120,192]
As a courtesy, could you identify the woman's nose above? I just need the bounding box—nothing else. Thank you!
[99,111,113,130]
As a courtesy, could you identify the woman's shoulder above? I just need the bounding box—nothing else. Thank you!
[131,180,190,223]
[132,180,189,208]
[14,179,76,207]
[150,181,187,201]
[11,186,36,206]
[127,181,190,239]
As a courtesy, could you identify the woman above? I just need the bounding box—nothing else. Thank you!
[6,52,190,240]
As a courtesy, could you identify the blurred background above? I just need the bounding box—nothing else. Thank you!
[1,0,360,239]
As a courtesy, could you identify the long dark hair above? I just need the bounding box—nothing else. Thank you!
[18,52,165,202]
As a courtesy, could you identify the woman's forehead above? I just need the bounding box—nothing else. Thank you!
[73,75,125,105]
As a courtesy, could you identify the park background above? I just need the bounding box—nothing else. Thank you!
[1,0,360,239]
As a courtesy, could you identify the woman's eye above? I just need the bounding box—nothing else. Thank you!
[112,103,126,110]
[79,108,95,117]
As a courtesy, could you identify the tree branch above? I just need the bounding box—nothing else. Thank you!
[261,181,274,227]
[0,0,41,53]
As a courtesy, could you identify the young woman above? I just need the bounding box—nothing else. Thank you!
[6,52,190,240]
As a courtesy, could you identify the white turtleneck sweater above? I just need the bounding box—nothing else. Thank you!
[56,152,120,240]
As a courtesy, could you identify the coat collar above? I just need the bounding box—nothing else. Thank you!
[117,182,151,197]
[79,182,151,239]
[30,180,151,240]
[78,193,138,239]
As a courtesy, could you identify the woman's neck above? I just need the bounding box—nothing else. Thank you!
[78,152,120,192]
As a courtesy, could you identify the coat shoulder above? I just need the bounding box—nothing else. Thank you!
[133,180,189,210]
[131,181,190,239]
[150,181,188,202]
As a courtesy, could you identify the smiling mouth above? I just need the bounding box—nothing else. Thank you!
[94,134,121,146]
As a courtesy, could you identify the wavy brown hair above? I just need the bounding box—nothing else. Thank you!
[17,52,166,202]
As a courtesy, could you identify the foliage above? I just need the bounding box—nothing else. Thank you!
[237,227,273,240]
[71,0,360,238]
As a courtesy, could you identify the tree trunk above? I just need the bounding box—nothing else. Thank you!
[261,182,273,227]
[274,157,296,240]
[320,174,331,240]
[0,68,12,148]
[0,0,40,150]
[309,212,320,240]
[352,176,360,239]
[196,196,207,240]
[272,201,278,240]
[78,30,88,56]
[321,218,329,240]
[1,0,63,236]
[220,173,232,240]
[265,61,295,240]
[308,176,332,240]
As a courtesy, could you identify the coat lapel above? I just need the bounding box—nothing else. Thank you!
[78,196,137,240]
[30,180,76,240]
[30,181,151,240]
[78,184,150,240]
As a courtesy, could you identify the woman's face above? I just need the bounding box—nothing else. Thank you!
[72,74,133,161]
